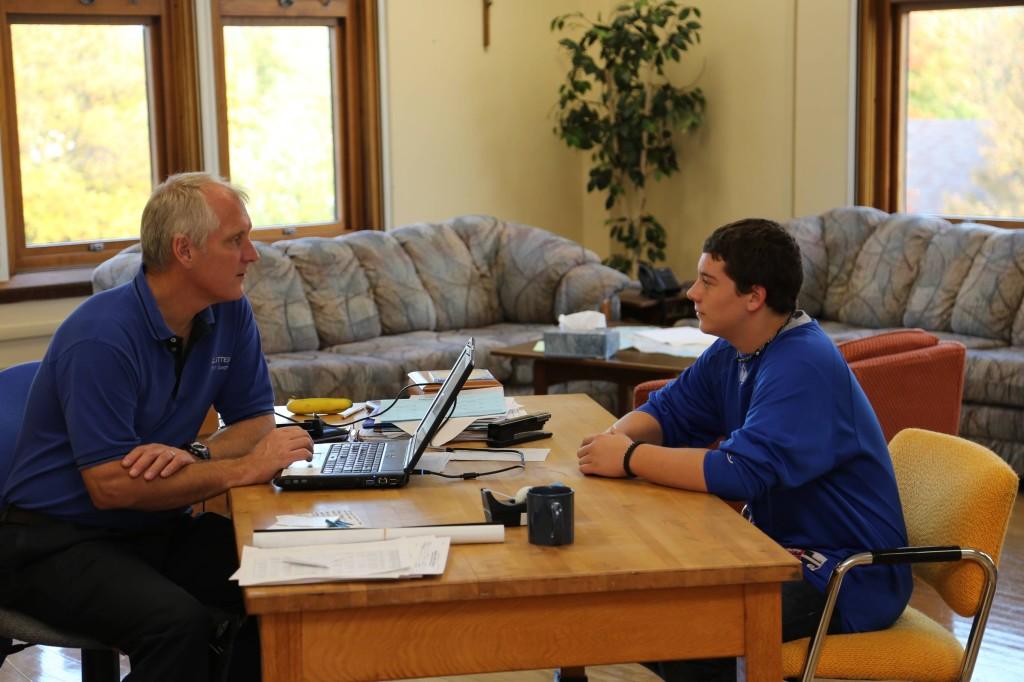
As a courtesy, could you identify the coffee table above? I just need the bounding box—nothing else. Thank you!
[491,340,696,413]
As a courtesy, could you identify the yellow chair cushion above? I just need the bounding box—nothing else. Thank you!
[781,607,964,681]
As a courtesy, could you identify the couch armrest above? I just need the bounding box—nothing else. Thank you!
[554,263,630,318]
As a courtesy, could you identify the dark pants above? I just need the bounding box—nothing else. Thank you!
[0,509,259,682]
[643,579,842,682]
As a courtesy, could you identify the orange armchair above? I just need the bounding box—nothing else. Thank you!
[632,329,966,443]
[837,329,965,442]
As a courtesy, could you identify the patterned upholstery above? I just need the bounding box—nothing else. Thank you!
[91,216,630,408]
[782,208,1024,474]
[782,429,1019,681]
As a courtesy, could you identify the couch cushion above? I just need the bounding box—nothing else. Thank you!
[951,230,1024,341]
[326,331,469,382]
[344,231,437,334]
[436,323,556,383]
[821,206,889,319]
[903,222,995,332]
[266,351,402,404]
[928,330,1008,350]
[244,242,319,354]
[391,222,503,330]
[962,347,1024,409]
[555,263,629,317]
[783,214,827,318]
[496,221,600,323]
[816,321,908,344]
[91,244,143,293]
[277,237,381,346]
[837,214,939,328]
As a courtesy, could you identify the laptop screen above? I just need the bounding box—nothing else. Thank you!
[406,339,475,468]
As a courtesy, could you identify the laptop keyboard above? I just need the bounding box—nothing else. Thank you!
[321,441,387,475]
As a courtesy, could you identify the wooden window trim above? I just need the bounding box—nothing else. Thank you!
[0,0,200,274]
[0,0,380,289]
[857,0,1024,228]
[210,0,382,242]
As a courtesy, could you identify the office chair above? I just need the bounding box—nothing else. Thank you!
[782,428,1018,681]
[0,361,121,682]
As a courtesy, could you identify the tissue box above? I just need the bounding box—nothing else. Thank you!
[543,329,620,359]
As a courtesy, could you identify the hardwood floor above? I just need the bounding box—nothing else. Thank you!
[2,496,1021,681]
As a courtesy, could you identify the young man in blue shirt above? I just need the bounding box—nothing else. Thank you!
[577,219,912,681]
[0,173,313,681]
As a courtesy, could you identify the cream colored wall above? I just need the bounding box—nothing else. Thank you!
[645,0,856,276]
[384,0,855,274]
[0,0,855,366]
[0,298,86,368]
[383,0,585,242]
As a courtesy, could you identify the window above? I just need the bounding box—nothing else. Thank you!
[858,0,1024,227]
[0,0,381,278]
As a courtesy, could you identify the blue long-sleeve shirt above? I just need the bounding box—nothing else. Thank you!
[639,315,912,633]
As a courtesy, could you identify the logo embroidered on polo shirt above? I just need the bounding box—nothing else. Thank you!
[211,356,232,371]
[787,547,827,571]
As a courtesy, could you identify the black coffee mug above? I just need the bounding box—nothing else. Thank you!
[527,485,574,546]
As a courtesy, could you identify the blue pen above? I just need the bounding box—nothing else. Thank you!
[325,518,351,528]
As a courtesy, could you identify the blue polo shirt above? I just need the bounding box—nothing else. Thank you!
[639,316,912,634]
[2,267,273,529]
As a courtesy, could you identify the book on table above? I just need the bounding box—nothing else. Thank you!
[408,368,502,393]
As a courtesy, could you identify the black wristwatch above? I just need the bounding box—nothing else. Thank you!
[185,442,211,460]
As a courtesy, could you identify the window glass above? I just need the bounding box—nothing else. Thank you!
[905,7,1024,219]
[11,23,154,246]
[223,25,339,228]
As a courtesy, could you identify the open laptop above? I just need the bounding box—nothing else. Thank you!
[274,338,475,490]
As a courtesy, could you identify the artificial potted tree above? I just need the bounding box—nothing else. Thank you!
[552,0,706,277]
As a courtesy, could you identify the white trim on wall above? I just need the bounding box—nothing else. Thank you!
[195,0,220,176]
[0,128,8,282]
[377,0,393,230]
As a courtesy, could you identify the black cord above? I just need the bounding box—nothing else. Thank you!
[415,464,524,480]
[415,447,525,480]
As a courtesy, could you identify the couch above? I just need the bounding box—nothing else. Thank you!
[92,215,630,410]
[779,207,1024,474]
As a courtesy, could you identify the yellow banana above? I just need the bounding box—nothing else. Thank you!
[286,397,353,415]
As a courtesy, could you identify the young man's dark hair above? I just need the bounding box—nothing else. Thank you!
[702,218,803,315]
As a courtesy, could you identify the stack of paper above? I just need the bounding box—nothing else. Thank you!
[230,535,450,586]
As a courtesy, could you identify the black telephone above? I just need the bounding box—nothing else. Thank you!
[638,262,682,299]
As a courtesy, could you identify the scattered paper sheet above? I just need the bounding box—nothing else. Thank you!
[252,524,505,549]
[268,508,365,530]
[231,535,451,586]
[372,386,506,422]
[445,448,550,462]
[415,451,450,473]
[634,326,718,347]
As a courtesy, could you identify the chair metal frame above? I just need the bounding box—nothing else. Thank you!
[798,543,999,682]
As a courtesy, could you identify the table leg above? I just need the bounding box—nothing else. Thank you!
[533,360,551,394]
[260,613,303,682]
[741,583,782,682]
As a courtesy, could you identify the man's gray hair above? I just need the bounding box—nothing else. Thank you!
[140,172,249,270]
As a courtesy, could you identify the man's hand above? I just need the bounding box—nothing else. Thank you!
[577,431,634,478]
[122,444,197,481]
[239,426,314,486]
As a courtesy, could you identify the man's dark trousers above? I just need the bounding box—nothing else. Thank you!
[0,510,258,681]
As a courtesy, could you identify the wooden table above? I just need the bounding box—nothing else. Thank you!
[230,394,799,682]
[491,341,696,413]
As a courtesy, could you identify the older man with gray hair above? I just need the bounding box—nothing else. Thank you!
[0,172,311,680]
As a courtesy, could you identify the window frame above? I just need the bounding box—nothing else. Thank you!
[0,0,381,281]
[857,0,1024,227]
[210,0,382,240]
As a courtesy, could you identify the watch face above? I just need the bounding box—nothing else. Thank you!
[189,442,211,460]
